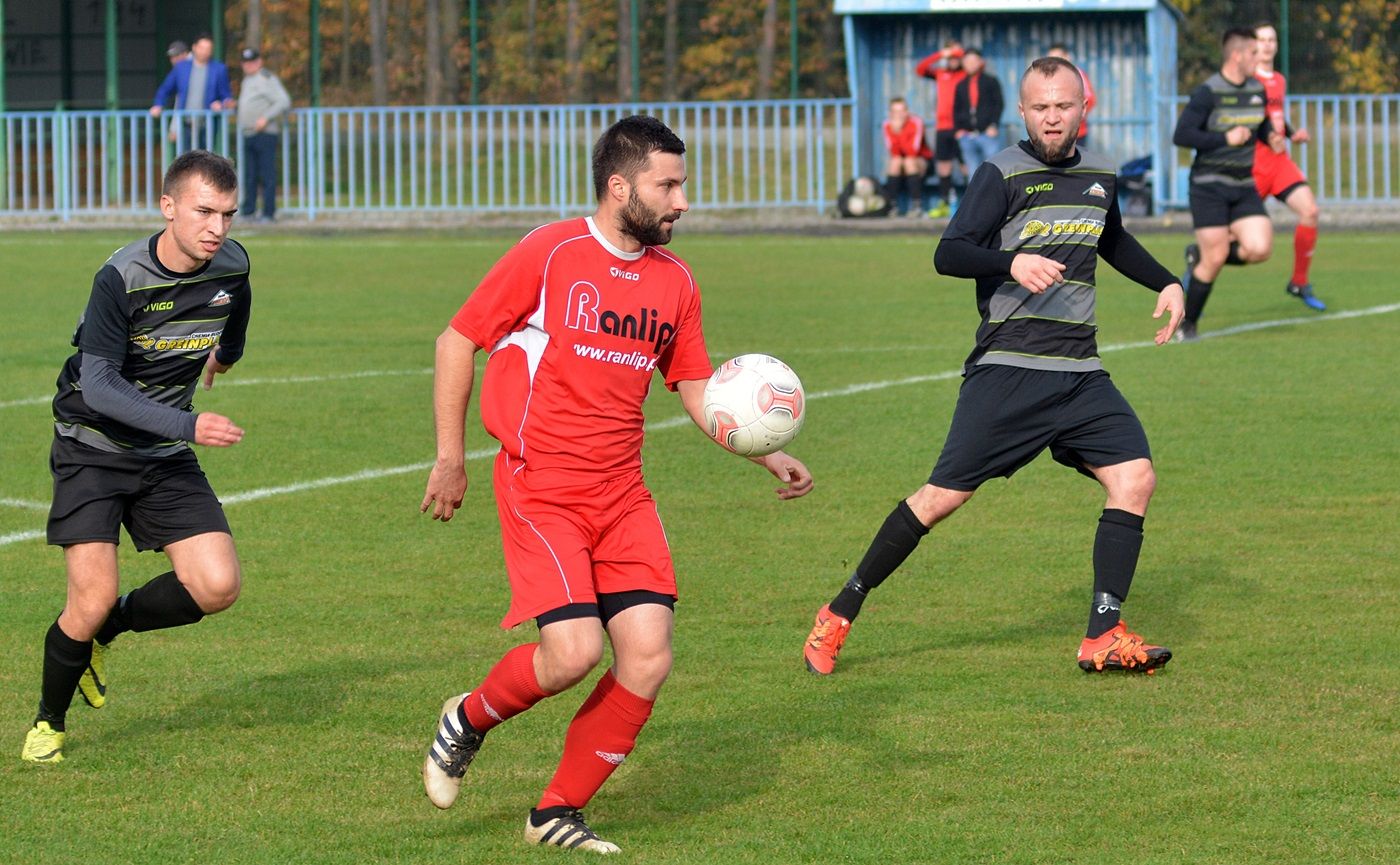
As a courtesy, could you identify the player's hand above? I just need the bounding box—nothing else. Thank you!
[1291,128,1310,144]
[1010,253,1065,294]
[195,412,244,447]
[1153,283,1186,345]
[754,451,814,500]
[421,460,467,522]
[149,106,163,118]
[202,353,233,390]
[210,100,223,111]
[1224,125,1252,146]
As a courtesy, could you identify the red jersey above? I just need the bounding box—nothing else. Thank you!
[1254,68,1290,162]
[450,217,712,482]
[1078,69,1095,139]
[883,115,930,158]
[915,48,966,131]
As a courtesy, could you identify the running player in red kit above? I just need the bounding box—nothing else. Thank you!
[1253,21,1325,310]
[419,115,812,854]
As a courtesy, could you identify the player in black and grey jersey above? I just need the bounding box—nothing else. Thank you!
[803,56,1184,678]
[22,151,252,765]
[1172,27,1279,341]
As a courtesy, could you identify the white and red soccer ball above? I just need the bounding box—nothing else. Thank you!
[702,354,805,457]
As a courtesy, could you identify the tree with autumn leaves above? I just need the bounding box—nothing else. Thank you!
[223,1,1397,108]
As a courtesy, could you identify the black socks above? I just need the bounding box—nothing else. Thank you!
[829,500,930,621]
[95,571,205,645]
[1183,276,1214,324]
[38,621,92,730]
[1088,509,1145,638]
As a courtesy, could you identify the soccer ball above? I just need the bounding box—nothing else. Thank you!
[702,354,806,457]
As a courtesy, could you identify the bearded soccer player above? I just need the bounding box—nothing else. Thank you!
[22,150,250,764]
[419,115,812,854]
[1254,21,1325,311]
[802,57,1183,679]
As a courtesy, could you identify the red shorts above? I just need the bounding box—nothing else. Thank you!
[492,451,677,629]
[1253,149,1307,200]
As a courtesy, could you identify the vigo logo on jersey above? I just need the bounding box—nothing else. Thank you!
[609,266,640,282]
[564,280,676,354]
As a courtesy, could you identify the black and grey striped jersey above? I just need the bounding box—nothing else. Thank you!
[934,142,1176,374]
[1173,73,1269,187]
[53,234,252,456]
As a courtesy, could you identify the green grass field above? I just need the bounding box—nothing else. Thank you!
[1,226,1397,865]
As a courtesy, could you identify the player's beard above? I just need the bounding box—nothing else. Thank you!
[1028,125,1079,164]
[619,191,679,247]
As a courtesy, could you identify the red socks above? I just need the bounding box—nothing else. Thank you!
[536,670,655,810]
[1293,224,1317,285]
[461,643,551,734]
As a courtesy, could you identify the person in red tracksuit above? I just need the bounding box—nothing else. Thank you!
[915,40,966,216]
[882,96,933,216]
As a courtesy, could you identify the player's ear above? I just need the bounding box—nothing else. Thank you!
[608,173,630,203]
[160,193,176,220]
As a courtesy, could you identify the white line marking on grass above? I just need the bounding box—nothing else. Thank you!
[0,497,48,511]
[3,303,1398,548]
[1,530,45,545]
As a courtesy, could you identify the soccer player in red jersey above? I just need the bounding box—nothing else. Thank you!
[1253,22,1325,310]
[915,39,966,216]
[1046,45,1094,148]
[418,115,812,854]
[882,96,932,216]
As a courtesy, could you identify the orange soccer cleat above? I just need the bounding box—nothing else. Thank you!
[803,604,852,675]
[1077,621,1172,674]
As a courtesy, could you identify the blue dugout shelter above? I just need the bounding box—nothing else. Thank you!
[837,0,1182,212]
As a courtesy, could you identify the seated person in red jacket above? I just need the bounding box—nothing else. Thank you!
[882,97,933,216]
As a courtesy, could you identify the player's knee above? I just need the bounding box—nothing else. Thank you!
[1241,239,1271,262]
[187,565,242,614]
[1298,203,1320,225]
[539,640,604,690]
[63,588,119,636]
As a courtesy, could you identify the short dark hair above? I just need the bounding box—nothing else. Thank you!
[963,47,983,58]
[1222,26,1257,53]
[162,150,238,198]
[1047,42,1070,56]
[591,115,686,200]
[1253,21,1277,36]
[1020,56,1083,97]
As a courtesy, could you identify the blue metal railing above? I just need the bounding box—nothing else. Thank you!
[3,94,1395,219]
[1154,92,1400,212]
[0,100,858,220]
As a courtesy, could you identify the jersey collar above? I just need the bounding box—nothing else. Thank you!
[585,216,645,262]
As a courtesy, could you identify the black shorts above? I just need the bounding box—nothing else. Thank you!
[46,435,230,552]
[933,129,961,162]
[1189,180,1267,229]
[928,365,1151,492]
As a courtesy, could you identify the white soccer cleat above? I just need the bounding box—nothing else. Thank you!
[524,807,621,854]
[422,693,483,809]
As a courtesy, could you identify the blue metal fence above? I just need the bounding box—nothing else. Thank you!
[0,100,857,220]
[2,94,1396,219]
[1155,93,1400,212]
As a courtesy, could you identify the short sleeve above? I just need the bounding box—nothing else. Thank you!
[449,238,546,350]
[76,266,133,361]
[658,283,712,390]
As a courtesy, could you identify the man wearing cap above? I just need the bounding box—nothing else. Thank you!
[236,49,293,223]
[166,41,191,67]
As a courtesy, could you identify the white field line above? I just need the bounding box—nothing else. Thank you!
[0,497,48,511]
[3,302,1398,549]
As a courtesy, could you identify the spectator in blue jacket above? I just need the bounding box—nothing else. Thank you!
[150,35,233,151]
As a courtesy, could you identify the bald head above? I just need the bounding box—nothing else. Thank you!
[1020,56,1084,102]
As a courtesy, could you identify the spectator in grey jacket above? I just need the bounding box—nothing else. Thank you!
[236,49,293,222]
